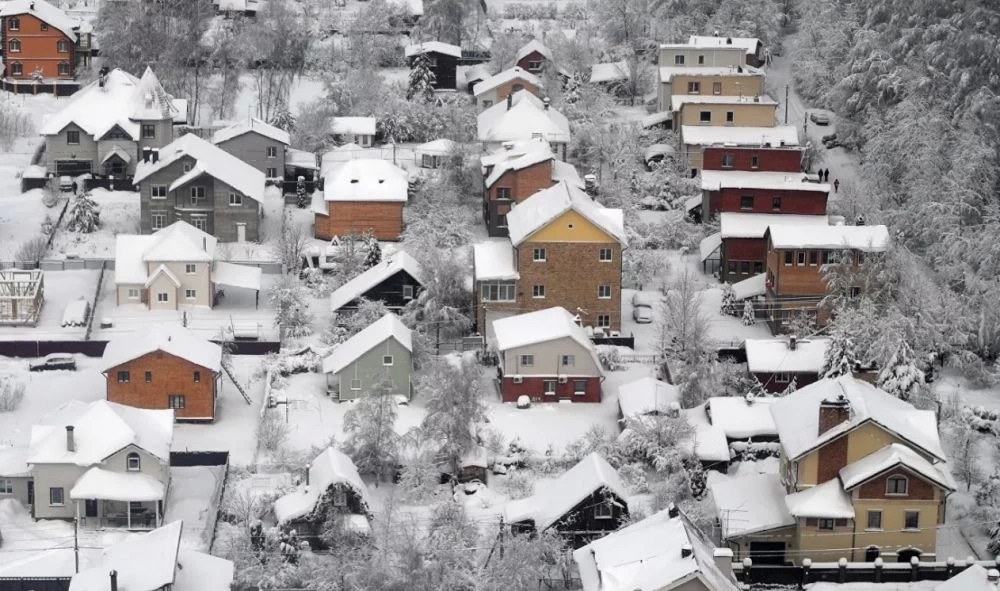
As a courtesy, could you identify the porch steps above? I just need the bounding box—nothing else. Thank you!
[223,362,253,405]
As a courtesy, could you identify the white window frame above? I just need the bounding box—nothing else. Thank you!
[673,55,684,65]
[57,38,70,53]
[532,247,546,262]
[190,186,205,204]
[127,288,140,299]
[532,284,545,299]
[0,478,13,494]
[599,248,612,262]
[519,354,534,367]
[184,263,196,274]
[8,17,19,30]
[185,289,196,300]
[151,213,166,230]
[126,452,141,472]
[157,292,169,303]
[403,285,414,299]
[229,193,243,206]
[8,38,21,53]
[266,146,278,158]
[543,380,557,395]
[775,372,791,383]
[151,185,167,199]
[597,314,611,328]
[573,379,587,395]
[350,379,362,390]
[266,167,278,178]
[383,355,394,366]
[561,355,575,366]
[598,285,612,299]
[594,500,613,519]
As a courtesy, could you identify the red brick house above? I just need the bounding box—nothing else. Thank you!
[0,0,84,81]
[708,212,829,284]
[315,159,409,241]
[492,307,604,403]
[100,326,223,422]
[701,170,830,219]
[745,336,829,393]
[702,145,803,173]
[514,39,552,73]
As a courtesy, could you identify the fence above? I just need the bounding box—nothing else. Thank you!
[592,335,635,348]
[0,259,284,274]
[0,339,277,358]
[82,177,134,192]
[0,578,71,591]
[168,451,230,553]
[735,557,1000,588]
[0,79,79,96]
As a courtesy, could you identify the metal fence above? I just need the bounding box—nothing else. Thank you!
[0,259,284,274]
[736,558,1000,588]
[0,578,71,591]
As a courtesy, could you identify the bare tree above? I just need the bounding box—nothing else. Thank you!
[342,379,400,484]
[656,270,711,365]
[249,0,313,120]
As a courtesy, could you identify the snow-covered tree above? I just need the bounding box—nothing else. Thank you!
[618,414,693,472]
[66,193,101,233]
[342,379,400,484]
[362,232,381,269]
[655,270,710,365]
[402,248,472,355]
[325,298,393,345]
[741,298,756,326]
[268,275,313,338]
[327,234,370,288]
[720,283,736,316]
[946,416,981,492]
[821,330,859,378]
[877,340,926,401]
[418,357,486,477]
[406,51,437,103]
[295,176,307,209]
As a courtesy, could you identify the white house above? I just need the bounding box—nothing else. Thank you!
[472,66,543,108]
[477,90,570,159]
[331,117,377,147]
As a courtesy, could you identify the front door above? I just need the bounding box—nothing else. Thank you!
[85,499,98,517]
[237,223,246,242]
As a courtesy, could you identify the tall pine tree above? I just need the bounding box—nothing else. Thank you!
[407,52,437,102]
[822,330,859,378]
[66,193,101,233]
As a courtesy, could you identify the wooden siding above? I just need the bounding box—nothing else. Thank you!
[316,201,404,241]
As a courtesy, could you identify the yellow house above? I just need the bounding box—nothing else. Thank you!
[711,376,953,565]
[657,66,764,113]
[672,95,778,127]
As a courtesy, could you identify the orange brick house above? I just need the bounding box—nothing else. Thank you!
[0,0,85,81]
[314,158,409,241]
[100,326,223,422]
[472,67,543,109]
[514,39,551,73]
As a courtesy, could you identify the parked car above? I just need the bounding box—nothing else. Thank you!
[643,144,676,169]
[822,133,837,145]
[29,354,77,372]
[631,292,655,324]
[809,112,831,125]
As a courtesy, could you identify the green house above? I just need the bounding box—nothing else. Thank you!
[322,313,413,401]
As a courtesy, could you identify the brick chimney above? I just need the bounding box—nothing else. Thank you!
[65,425,75,452]
[818,394,851,435]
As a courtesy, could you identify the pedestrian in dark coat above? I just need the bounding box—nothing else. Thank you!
[824,169,830,182]
[834,179,840,193]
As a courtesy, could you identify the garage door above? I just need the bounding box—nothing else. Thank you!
[56,160,92,176]
[748,542,786,565]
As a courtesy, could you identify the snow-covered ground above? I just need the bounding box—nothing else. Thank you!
[164,465,227,551]
[0,188,64,261]
[0,269,99,341]
[47,190,140,259]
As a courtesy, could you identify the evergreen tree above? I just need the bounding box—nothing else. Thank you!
[362,232,381,269]
[720,283,736,316]
[66,192,101,233]
[407,52,437,102]
[295,176,307,209]
[741,298,756,326]
[877,340,926,401]
[822,331,859,378]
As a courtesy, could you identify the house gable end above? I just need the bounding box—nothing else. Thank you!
[523,209,618,244]
[846,464,946,499]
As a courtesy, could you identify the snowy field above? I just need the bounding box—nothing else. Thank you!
[47,190,140,259]
[0,269,99,341]
[164,465,227,551]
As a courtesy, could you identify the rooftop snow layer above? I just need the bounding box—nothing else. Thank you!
[617,377,680,420]
[937,564,999,591]
[784,478,854,518]
[551,159,584,188]
[322,313,413,374]
[680,405,730,463]
[331,117,377,136]
[493,306,591,352]
[706,396,778,439]
[69,521,182,591]
[658,65,760,81]
[323,158,408,202]
[70,466,166,501]
[507,181,625,246]
[404,41,461,58]
[590,61,629,83]
[731,273,766,299]
[515,39,552,63]
[745,338,829,374]
[767,224,890,251]
[212,260,262,291]
[212,117,291,146]
[701,170,829,193]
[473,240,518,281]
[719,212,828,239]
[699,232,722,261]
[710,473,794,539]
[274,447,372,523]
[129,67,180,121]
[101,324,222,372]
[416,138,456,155]
[330,251,425,313]
[839,443,955,492]
[483,140,553,188]
[672,94,777,110]
[473,67,542,98]
[477,90,570,145]
[680,125,800,147]
[0,446,30,477]
[1,0,79,41]
[40,69,167,139]
[688,34,762,55]
[134,133,265,203]
[115,221,217,286]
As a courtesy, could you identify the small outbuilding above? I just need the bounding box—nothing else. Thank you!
[322,313,414,401]
[405,41,462,90]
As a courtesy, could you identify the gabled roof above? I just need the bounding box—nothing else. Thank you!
[212,117,291,146]
[129,67,180,122]
[28,400,174,466]
[329,251,425,313]
[323,158,408,202]
[473,67,542,97]
[766,224,890,251]
[710,473,795,539]
[101,324,222,373]
[701,170,828,193]
[143,264,180,288]
[688,35,762,56]
[503,453,627,531]
[69,521,182,591]
[477,90,570,145]
[590,61,629,84]
[839,443,955,492]
[274,447,373,523]
[680,125,800,147]
[331,117,377,136]
[573,507,739,591]
[768,376,946,461]
[617,377,680,420]
[134,133,265,203]
[492,306,603,374]
[482,139,553,188]
[322,313,413,374]
[516,39,552,63]
[745,338,829,374]
[1,0,78,41]
[472,240,518,281]
[784,478,854,519]
[405,40,461,58]
[143,220,217,262]
[719,212,828,239]
[506,181,625,246]
[39,69,154,139]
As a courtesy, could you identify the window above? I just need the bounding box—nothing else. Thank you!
[775,372,791,383]
[904,511,919,530]
[597,314,610,328]
[10,62,22,76]
[887,476,908,495]
[192,215,207,231]
[687,81,700,94]
[796,251,807,266]
[857,252,865,265]
[754,261,763,273]
[126,452,141,471]
[533,247,546,262]
[726,111,735,124]
[751,155,760,169]
[697,55,705,64]
[151,185,167,199]
[543,380,556,395]
[740,261,750,275]
[41,22,48,30]
[561,355,575,366]
[8,38,20,53]
[127,288,140,300]
[8,17,19,30]
[183,263,196,274]
[229,193,243,206]
[481,282,515,302]
[713,81,722,95]
[598,285,612,299]
[482,100,493,108]
[66,130,80,145]
[403,285,415,299]
[699,111,711,123]
[519,354,534,367]
[532,284,545,298]
[721,153,735,169]
[190,186,206,203]
[57,39,70,53]
[673,55,685,65]
[772,197,782,211]
[151,212,165,230]
[383,355,394,366]
[144,371,152,383]
[350,379,362,390]
[573,380,587,395]
[594,500,613,519]
[333,488,347,506]
[49,487,64,506]
[809,251,818,266]
[157,292,168,303]
[117,371,130,383]
[727,261,736,275]
[266,167,278,178]
[818,518,835,530]
[739,196,753,210]
[141,124,155,139]
[193,371,201,383]
[266,146,278,158]
[784,252,793,266]
[168,394,185,409]
[867,510,882,530]
[527,60,542,71]
[0,478,13,494]
[183,163,192,173]
[58,61,70,76]
[496,187,511,200]
[599,248,612,262]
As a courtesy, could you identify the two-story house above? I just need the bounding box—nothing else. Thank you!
[679,125,800,176]
[492,306,604,403]
[688,35,765,67]
[314,158,409,241]
[514,39,552,73]
[672,94,778,129]
[656,44,748,111]
[701,170,829,221]
[711,376,953,565]
[322,313,413,401]
[480,138,583,236]
[764,224,890,333]
[0,0,84,82]
[101,325,223,422]
[706,212,829,284]
[133,132,265,242]
[478,90,570,160]
[405,41,461,90]
[472,66,543,108]
[212,117,290,179]
[40,66,180,177]
[27,400,174,528]
[472,180,625,335]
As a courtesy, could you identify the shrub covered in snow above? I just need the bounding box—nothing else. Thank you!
[741,298,756,326]
[258,411,289,453]
[15,236,48,263]
[720,283,736,316]
[596,345,624,371]
[500,468,535,500]
[66,192,101,233]
[729,441,782,462]
[0,371,27,412]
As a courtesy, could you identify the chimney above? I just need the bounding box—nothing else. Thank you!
[681,543,693,558]
[543,97,550,110]
[506,93,513,110]
[988,569,999,582]
[202,237,207,250]
[726,37,733,45]
[65,426,75,452]
[305,463,310,486]
[818,394,851,435]
[109,570,118,591]
[788,335,797,351]
[667,503,679,518]
[713,548,734,579]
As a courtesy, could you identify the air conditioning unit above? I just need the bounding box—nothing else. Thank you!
[512,376,523,384]
[558,376,568,384]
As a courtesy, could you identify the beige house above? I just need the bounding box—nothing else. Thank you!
[672,95,778,127]
[657,64,763,113]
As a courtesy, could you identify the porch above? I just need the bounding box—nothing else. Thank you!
[75,499,162,530]
[70,467,166,530]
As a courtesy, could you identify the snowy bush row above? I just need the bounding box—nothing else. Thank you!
[729,441,782,461]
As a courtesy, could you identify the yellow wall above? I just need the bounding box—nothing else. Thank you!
[795,422,913,487]
[851,498,941,561]
[726,526,797,563]
[794,519,856,564]
[671,74,764,99]
[678,103,777,127]
[528,210,617,243]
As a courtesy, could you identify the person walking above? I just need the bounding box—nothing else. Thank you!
[824,169,830,182]
[834,178,840,193]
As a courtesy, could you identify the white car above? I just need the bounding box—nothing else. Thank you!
[631,292,655,324]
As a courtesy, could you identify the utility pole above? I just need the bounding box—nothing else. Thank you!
[74,517,80,573]
[784,84,789,124]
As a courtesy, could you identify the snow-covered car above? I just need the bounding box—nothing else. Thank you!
[29,354,76,372]
[631,292,655,324]
[643,144,676,169]
[810,112,831,125]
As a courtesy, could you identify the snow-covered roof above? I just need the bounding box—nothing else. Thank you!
[642,111,674,128]
[937,565,1000,591]
[212,261,262,291]
[706,396,777,439]
[503,453,627,531]
[473,240,518,281]
[769,375,946,462]
[688,35,762,56]
[680,406,730,463]
[590,61,629,84]
[464,64,492,86]
[115,221,217,285]
[0,446,30,477]
[551,159,584,188]
[129,67,180,122]
[482,139,553,188]
[746,338,829,374]
[671,94,777,110]
[784,478,854,518]
[69,521,182,591]
[617,377,680,420]
[70,466,166,501]
[699,232,721,261]
[144,264,180,289]
[515,39,552,63]
[839,443,955,492]
[680,125,800,147]
[101,324,222,373]
[416,138,456,156]
[494,306,592,353]
[323,313,413,374]
[329,251,425,313]
[473,67,542,98]
[134,133,265,203]
[658,65,760,81]
[701,170,829,193]
[767,224,890,251]
[477,90,570,145]
[731,273,765,299]
[323,158,408,202]
[28,400,173,466]
[212,117,291,146]
[507,181,625,246]
[274,447,373,524]
[719,212,828,239]
[287,147,318,169]
[1,0,78,41]
[574,506,739,591]
[331,117,377,136]
[404,41,461,58]
[710,473,794,539]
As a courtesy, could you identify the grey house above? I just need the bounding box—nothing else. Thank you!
[40,67,180,177]
[133,133,266,242]
[212,118,290,179]
[322,313,413,401]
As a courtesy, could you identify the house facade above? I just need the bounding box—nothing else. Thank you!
[315,158,408,241]
[701,170,829,220]
[657,66,763,114]
[329,251,425,316]
[679,125,800,175]
[714,212,829,284]
[745,337,829,393]
[702,145,803,173]
[473,67,543,108]
[514,39,551,73]
[673,95,778,128]
[688,35,765,67]
[493,307,604,403]
[101,326,223,421]
[331,117,376,147]
[212,117,290,179]
[405,41,461,90]
[0,0,80,80]
[477,90,570,160]
[322,313,413,401]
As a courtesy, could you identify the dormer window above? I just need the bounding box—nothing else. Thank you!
[886,475,908,495]
[126,452,141,471]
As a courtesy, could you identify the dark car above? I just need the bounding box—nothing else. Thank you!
[29,354,76,372]
[822,133,837,144]
[810,112,831,125]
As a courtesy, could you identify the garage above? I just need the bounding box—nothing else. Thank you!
[55,160,92,176]
[749,541,786,565]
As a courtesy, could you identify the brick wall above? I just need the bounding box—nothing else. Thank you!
[1,13,75,79]
[316,201,404,241]
[486,159,554,203]
[707,188,828,217]
[816,434,849,483]
[857,467,937,500]
[105,351,217,420]
[703,146,802,172]
[499,375,601,403]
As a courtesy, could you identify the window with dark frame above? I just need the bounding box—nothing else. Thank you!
[867,510,882,529]
[784,252,793,266]
[142,124,155,139]
[726,111,735,123]
[712,81,722,94]
[193,371,201,383]
[57,39,70,53]
[740,195,753,210]
[58,62,70,76]
[722,153,735,168]
[699,111,711,123]
[887,475,908,495]
[687,81,700,94]
[168,394,186,409]
[797,251,806,266]
[117,371,130,383]
[573,380,587,395]
[267,146,278,158]
[127,452,141,471]
[674,55,685,65]
[809,251,818,266]
[904,511,919,529]
[751,155,759,168]
[543,380,556,395]
[151,185,167,199]
[772,197,781,211]
[10,62,22,76]
[697,55,705,64]
[49,487,64,505]
[753,261,763,273]
[144,371,152,383]
[818,518,835,530]
[8,17,19,30]
[740,261,750,275]
[66,130,80,145]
